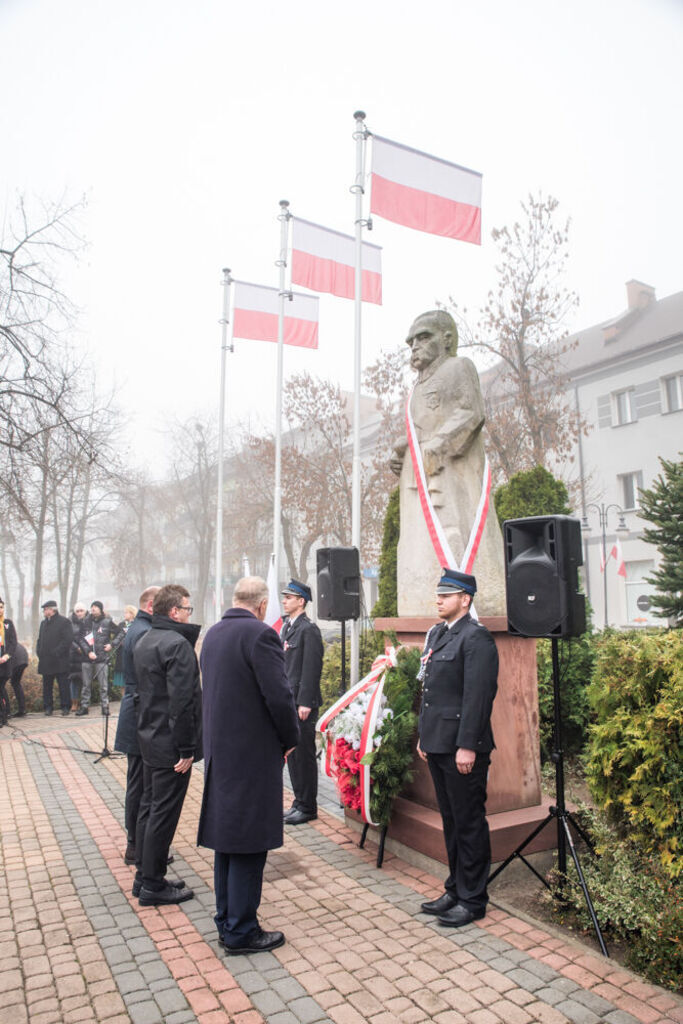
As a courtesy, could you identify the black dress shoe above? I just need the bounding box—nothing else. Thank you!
[284,810,317,825]
[61,709,70,716]
[138,881,194,906]
[222,927,285,955]
[45,710,53,716]
[75,707,88,716]
[420,892,458,916]
[283,806,297,821]
[133,876,185,898]
[12,712,27,717]
[437,903,486,928]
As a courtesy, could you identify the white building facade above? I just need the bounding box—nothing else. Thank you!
[566,281,682,628]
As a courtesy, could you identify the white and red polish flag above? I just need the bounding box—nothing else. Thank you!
[232,280,319,349]
[370,135,482,244]
[290,217,382,304]
[611,538,627,578]
[600,538,626,577]
[265,556,283,634]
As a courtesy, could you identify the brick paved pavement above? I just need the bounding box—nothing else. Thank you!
[1,713,681,1024]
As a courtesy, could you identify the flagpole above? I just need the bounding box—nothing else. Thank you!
[215,267,233,622]
[274,200,291,592]
[351,110,367,686]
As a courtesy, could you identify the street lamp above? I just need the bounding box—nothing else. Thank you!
[581,504,629,627]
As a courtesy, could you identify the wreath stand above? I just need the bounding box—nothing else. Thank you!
[359,822,389,868]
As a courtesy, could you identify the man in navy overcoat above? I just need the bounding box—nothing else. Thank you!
[417,567,499,928]
[198,576,300,956]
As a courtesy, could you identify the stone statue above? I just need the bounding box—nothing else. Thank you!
[390,310,507,618]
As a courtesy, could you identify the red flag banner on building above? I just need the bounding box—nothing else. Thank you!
[291,217,382,304]
[370,135,482,244]
[233,280,319,349]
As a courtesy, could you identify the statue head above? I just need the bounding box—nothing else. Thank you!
[405,310,458,370]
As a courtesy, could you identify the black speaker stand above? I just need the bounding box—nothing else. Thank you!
[82,704,125,764]
[339,620,347,697]
[488,638,608,957]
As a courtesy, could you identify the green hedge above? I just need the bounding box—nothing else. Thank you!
[584,629,683,879]
[547,806,682,990]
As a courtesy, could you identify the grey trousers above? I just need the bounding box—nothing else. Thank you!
[81,661,109,709]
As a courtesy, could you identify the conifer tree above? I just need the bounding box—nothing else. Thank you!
[638,454,683,624]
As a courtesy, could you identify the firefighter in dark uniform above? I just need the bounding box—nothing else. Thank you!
[417,567,499,927]
[280,579,324,826]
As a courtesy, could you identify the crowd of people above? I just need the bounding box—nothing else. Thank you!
[0,595,135,724]
[0,566,499,956]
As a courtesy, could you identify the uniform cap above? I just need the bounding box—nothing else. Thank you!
[281,579,312,603]
[435,567,477,596]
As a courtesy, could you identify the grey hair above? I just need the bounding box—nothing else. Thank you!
[233,576,269,610]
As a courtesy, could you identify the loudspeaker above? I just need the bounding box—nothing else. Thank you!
[504,515,586,638]
[316,547,360,621]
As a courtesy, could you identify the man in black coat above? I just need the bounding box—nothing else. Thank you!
[417,567,499,928]
[133,584,201,906]
[36,600,73,716]
[198,576,299,956]
[281,579,323,826]
[114,585,160,864]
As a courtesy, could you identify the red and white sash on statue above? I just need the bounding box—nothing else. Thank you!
[405,389,491,608]
[316,647,397,827]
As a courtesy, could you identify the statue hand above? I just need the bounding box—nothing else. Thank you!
[422,442,444,478]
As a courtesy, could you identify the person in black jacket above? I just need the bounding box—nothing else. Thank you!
[280,579,323,825]
[0,596,18,726]
[133,584,201,907]
[77,601,116,716]
[36,600,74,716]
[417,567,499,928]
[8,639,28,717]
[69,604,91,712]
[114,586,160,865]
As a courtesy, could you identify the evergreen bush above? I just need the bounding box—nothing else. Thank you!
[584,629,683,878]
[372,486,399,618]
[546,806,682,991]
[536,630,596,761]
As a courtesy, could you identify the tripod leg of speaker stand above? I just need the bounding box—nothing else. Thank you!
[557,811,609,957]
[487,813,555,889]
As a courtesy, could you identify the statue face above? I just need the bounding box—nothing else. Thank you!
[406,319,447,370]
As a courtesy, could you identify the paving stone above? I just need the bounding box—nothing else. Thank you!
[505,967,547,992]
[554,999,601,1023]
[128,1000,165,1024]
[250,988,288,1014]
[603,1013,642,1024]
[286,996,330,1023]
[572,989,619,1014]
[154,987,189,1015]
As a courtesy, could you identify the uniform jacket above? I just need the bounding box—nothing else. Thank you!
[114,610,153,756]
[36,612,73,675]
[133,615,203,767]
[0,618,17,681]
[197,607,300,854]
[418,613,498,754]
[281,613,323,708]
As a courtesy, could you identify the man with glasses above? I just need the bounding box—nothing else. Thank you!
[132,584,202,906]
